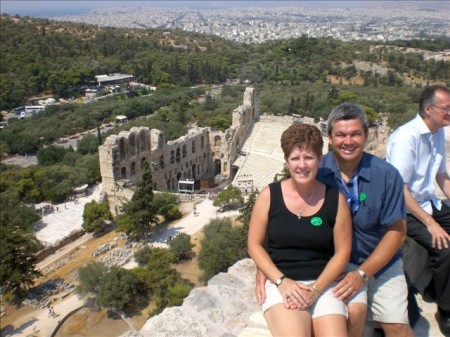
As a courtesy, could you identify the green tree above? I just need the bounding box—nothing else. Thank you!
[169,233,194,262]
[203,94,218,111]
[117,161,157,239]
[0,191,41,301]
[274,165,290,182]
[327,86,340,104]
[159,204,182,222]
[0,225,41,301]
[133,248,176,291]
[337,91,358,104]
[134,246,152,266]
[37,145,72,166]
[237,190,258,229]
[165,281,192,307]
[76,261,109,303]
[75,153,101,184]
[208,116,231,131]
[197,218,248,283]
[82,200,112,233]
[97,127,103,147]
[213,185,243,209]
[362,106,379,126]
[98,267,138,311]
[77,134,99,155]
[152,192,179,213]
[16,177,42,203]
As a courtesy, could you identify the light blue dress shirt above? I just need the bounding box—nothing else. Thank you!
[387,114,447,214]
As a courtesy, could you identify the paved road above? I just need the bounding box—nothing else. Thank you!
[149,198,240,248]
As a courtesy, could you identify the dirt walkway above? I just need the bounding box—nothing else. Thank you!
[1,295,83,337]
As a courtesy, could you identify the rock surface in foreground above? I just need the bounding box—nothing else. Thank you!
[120,259,261,337]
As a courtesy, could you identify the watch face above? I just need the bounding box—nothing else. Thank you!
[358,269,368,281]
[275,276,285,286]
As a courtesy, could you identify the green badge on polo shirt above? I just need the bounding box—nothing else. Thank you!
[311,217,322,226]
[359,192,367,202]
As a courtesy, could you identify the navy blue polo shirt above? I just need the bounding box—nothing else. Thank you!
[317,151,406,274]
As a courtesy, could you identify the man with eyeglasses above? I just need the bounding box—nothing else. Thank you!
[387,85,450,336]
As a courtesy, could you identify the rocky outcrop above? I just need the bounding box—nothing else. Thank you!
[120,258,265,337]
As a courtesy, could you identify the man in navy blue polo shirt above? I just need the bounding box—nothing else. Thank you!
[318,103,413,337]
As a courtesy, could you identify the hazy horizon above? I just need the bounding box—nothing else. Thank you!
[2,1,448,18]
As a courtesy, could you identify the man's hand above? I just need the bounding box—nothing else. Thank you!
[332,271,364,301]
[255,269,267,306]
[427,221,450,249]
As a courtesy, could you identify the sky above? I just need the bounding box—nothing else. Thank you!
[2,1,445,17]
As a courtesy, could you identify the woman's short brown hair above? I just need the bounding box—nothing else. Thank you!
[280,123,323,159]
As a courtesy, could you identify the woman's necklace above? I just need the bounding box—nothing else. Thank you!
[296,182,316,219]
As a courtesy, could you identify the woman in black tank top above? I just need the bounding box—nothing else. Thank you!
[248,124,352,337]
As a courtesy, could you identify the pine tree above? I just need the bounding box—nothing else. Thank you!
[0,225,41,301]
[118,161,157,240]
[97,126,102,147]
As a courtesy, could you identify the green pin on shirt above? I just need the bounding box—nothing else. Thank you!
[359,192,367,202]
[311,217,323,226]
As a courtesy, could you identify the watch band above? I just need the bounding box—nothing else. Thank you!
[356,268,369,282]
[274,275,286,287]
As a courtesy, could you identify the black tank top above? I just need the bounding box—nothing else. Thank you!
[268,181,339,280]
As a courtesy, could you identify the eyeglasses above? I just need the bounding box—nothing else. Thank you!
[429,104,450,113]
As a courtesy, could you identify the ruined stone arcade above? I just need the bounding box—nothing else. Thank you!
[99,87,259,215]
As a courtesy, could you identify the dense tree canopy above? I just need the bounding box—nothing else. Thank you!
[82,200,112,233]
[97,267,139,311]
[0,224,41,301]
[197,217,248,282]
[168,233,194,262]
[132,247,193,315]
[0,190,41,301]
[76,261,109,302]
[213,184,243,210]
[0,15,243,110]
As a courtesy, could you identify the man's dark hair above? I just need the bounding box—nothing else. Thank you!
[327,102,369,136]
[419,85,450,117]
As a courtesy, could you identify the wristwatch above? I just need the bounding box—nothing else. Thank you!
[274,275,286,287]
[356,268,369,282]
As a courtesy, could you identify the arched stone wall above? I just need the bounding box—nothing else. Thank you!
[99,87,259,215]
[209,87,258,178]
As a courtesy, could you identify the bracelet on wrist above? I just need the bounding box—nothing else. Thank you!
[309,283,321,299]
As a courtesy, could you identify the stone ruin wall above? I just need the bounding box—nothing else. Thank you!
[99,87,259,215]
[99,127,152,215]
[209,87,258,179]
[149,127,214,191]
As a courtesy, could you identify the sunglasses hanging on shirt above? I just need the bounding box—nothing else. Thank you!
[341,174,360,215]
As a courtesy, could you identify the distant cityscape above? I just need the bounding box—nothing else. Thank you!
[51,4,450,43]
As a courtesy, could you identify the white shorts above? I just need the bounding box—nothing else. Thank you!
[347,259,409,324]
[262,279,348,319]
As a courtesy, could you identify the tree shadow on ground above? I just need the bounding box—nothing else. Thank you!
[0,318,38,337]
